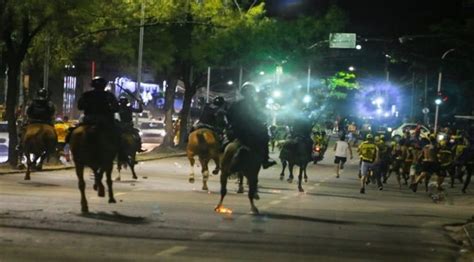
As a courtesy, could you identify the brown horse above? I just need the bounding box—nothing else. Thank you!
[186,128,221,191]
[279,137,311,192]
[21,123,57,180]
[115,131,138,181]
[215,140,262,214]
[69,125,119,213]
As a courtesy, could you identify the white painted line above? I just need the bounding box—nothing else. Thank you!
[155,246,188,257]
[115,192,126,196]
[281,196,290,200]
[314,183,321,186]
[308,187,315,190]
[270,200,281,205]
[197,232,215,240]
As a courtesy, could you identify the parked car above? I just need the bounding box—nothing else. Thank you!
[0,121,8,161]
[391,123,430,141]
[138,120,166,144]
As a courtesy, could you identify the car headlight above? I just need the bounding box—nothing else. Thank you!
[387,127,392,132]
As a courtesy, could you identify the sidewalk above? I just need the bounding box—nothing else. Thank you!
[0,147,186,175]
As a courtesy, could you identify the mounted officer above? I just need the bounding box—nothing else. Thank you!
[193,96,227,136]
[117,95,145,152]
[226,83,276,169]
[25,88,56,125]
[77,76,119,128]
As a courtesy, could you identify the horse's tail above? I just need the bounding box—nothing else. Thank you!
[196,132,207,145]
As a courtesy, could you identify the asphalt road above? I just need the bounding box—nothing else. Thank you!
[0,147,473,261]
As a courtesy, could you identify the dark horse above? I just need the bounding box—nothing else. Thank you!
[69,125,119,213]
[115,131,138,181]
[21,123,57,180]
[279,137,311,192]
[186,128,221,191]
[215,140,262,214]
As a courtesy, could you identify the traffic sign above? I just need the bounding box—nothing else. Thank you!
[329,33,356,49]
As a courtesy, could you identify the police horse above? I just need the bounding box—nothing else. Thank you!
[215,140,262,214]
[115,131,139,181]
[279,137,311,192]
[186,128,221,191]
[70,125,119,213]
[21,123,57,180]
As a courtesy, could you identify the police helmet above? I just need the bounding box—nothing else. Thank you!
[90,76,108,90]
[366,134,374,141]
[240,83,257,98]
[213,96,225,107]
[119,95,129,105]
[36,88,49,100]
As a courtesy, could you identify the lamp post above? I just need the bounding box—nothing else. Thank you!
[433,48,455,133]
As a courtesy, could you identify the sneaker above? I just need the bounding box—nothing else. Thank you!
[360,188,365,194]
[262,159,277,169]
[378,186,383,191]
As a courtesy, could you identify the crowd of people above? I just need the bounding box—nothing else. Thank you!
[352,130,473,194]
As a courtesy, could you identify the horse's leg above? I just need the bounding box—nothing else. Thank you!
[215,172,228,211]
[75,164,88,213]
[130,153,138,180]
[105,163,116,204]
[287,163,294,183]
[212,155,220,175]
[280,159,286,181]
[298,165,304,192]
[304,163,308,183]
[95,169,105,197]
[237,172,244,193]
[200,157,210,191]
[115,162,122,181]
[24,153,32,180]
[37,153,47,171]
[188,154,196,183]
[248,173,259,214]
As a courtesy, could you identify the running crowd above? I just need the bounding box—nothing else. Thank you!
[334,129,474,194]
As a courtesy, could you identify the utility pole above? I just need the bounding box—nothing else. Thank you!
[434,48,455,133]
[135,1,145,125]
[306,64,311,94]
[206,66,211,103]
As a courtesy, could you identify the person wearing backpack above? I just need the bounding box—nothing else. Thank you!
[358,134,378,194]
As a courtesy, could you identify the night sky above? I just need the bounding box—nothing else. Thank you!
[266,0,469,37]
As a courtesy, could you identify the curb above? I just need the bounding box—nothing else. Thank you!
[0,152,186,175]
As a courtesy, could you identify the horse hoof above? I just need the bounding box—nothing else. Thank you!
[299,188,304,192]
[237,188,244,194]
[81,206,89,213]
[253,193,260,200]
[133,176,138,180]
[93,184,98,191]
[214,205,222,212]
[109,198,116,204]
[251,207,259,215]
[279,176,284,181]
[114,177,121,182]
[212,169,219,175]
[24,176,31,180]
[287,178,293,184]
[304,178,308,183]
[202,186,208,191]
[189,177,195,184]
[98,188,105,197]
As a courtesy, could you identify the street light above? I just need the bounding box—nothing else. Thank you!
[272,90,282,98]
[435,98,442,105]
[303,94,311,104]
[356,44,362,50]
[348,66,355,71]
[227,80,234,85]
[434,48,455,133]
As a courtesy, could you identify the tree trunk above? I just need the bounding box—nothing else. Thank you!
[159,79,177,149]
[6,61,21,167]
[177,84,196,148]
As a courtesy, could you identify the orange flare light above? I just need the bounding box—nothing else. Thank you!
[215,206,233,214]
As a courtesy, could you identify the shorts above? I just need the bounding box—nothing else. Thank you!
[360,161,375,177]
[334,156,347,164]
[409,164,420,177]
[421,161,439,174]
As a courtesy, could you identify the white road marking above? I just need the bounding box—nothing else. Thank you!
[197,232,215,240]
[270,200,281,205]
[308,186,315,190]
[281,196,290,200]
[155,245,188,257]
[115,192,126,196]
[314,183,321,186]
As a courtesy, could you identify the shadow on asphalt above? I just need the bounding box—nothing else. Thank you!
[305,192,365,200]
[17,181,61,187]
[80,211,150,224]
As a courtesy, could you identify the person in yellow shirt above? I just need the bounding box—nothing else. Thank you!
[358,134,378,194]
[54,117,70,162]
